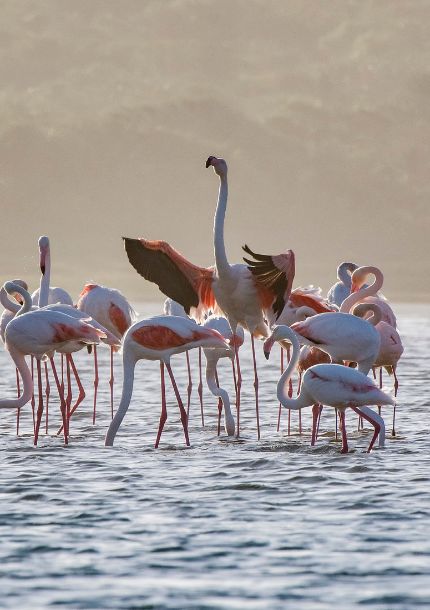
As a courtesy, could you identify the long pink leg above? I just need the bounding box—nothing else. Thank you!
[276,347,284,432]
[31,356,36,434]
[33,360,44,446]
[197,348,204,426]
[287,345,293,397]
[378,367,383,416]
[214,368,222,436]
[16,368,21,435]
[339,410,348,453]
[57,354,86,435]
[185,351,192,418]
[311,404,323,445]
[60,354,65,395]
[65,356,72,423]
[351,406,380,453]
[50,357,68,444]
[335,408,338,440]
[311,405,319,446]
[44,362,50,434]
[315,404,323,439]
[92,345,99,425]
[250,335,261,440]
[109,346,114,419]
[155,362,168,448]
[392,368,399,437]
[233,341,242,438]
[165,361,190,446]
[68,354,86,416]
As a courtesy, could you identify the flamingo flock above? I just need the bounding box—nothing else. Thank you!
[0,156,402,454]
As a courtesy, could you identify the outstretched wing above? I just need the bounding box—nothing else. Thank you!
[123,238,215,317]
[242,244,295,319]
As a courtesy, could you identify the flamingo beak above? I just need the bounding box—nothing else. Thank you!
[205,156,214,168]
[263,336,275,360]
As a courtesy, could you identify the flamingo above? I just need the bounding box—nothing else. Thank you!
[264,325,393,453]
[340,265,396,327]
[123,156,295,439]
[327,262,359,307]
[30,236,75,435]
[76,283,136,421]
[202,315,244,437]
[3,282,106,444]
[290,303,381,375]
[104,315,230,447]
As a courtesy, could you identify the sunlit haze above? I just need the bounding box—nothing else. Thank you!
[1,1,428,302]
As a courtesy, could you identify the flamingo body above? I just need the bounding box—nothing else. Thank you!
[291,312,380,373]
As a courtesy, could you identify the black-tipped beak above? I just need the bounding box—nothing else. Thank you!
[40,265,46,275]
[264,350,270,360]
[205,156,213,168]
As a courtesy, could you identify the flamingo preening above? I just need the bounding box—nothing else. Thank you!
[104,315,230,447]
[123,156,295,439]
[327,262,359,307]
[264,325,393,453]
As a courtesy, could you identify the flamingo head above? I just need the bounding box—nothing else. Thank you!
[263,331,278,360]
[38,235,50,275]
[350,267,370,293]
[206,155,228,176]
[9,278,28,304]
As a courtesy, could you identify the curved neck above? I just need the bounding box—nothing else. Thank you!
[105,352,135,446]
[275,327,312,410]
[337,262,354,287]
[340,266,383,313]
[39,251,51,308]
[352,303,382,327]
[213,173,231,275]
[206,358,229,405]
[0,287,20,314]
[0,345,33,408]
[205,357,235,435]
[13,286,33,316]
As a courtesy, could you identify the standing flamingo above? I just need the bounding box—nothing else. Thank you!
[3,283,107,444]
[202,316,244,436]
[264,326,393,453]
[76,283,136,421]
[123,156,295,439]
[104,315,230,447]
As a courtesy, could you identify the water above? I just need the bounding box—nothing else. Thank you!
[0,303,429,609]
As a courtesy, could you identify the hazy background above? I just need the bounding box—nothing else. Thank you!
[0,0,428,303]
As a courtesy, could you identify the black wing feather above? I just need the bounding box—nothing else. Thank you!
[242,243,291,319]
[123,238,199,313]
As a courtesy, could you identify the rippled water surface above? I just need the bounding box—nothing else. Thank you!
[1,303,429,609]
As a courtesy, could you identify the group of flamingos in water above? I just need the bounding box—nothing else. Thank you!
[0,156,403,454]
